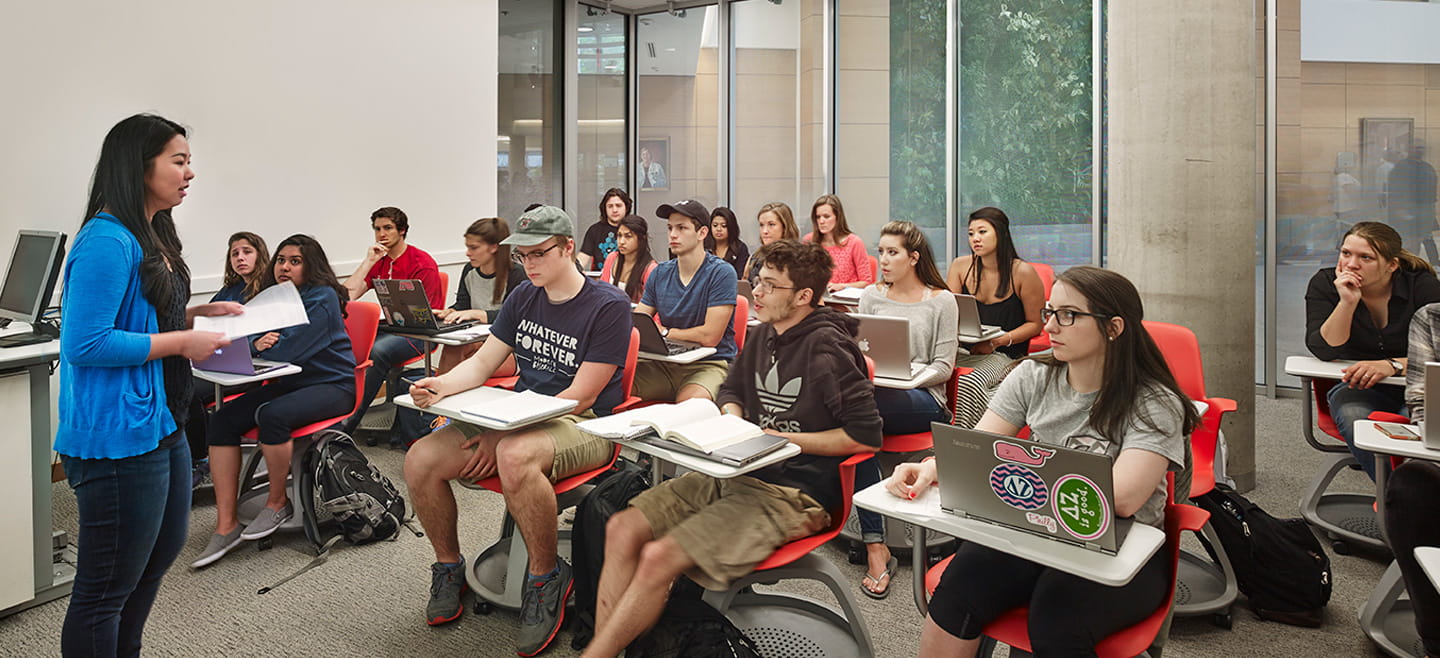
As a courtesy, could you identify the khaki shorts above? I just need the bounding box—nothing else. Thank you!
[449,410,613,483]
[629,472,830,590]
[632,360,729,402]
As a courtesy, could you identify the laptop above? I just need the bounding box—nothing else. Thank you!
[955,293,1005,342]
[633,432,789,468]
[193,343,288,377]
[931,423,1127,554]
[374,278,479,335]
[632,312,709,358]
[1425,362,1440,449]
[852,313,923,381]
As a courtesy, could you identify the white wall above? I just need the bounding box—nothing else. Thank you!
[1302,0,1440,64]
[0,0,499,301]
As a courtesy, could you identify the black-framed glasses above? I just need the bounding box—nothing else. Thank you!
[1041,307,1111,326]
[511,243,560,265]
[749,278,795,295]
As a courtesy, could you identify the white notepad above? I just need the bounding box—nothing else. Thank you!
[461,390,576,428]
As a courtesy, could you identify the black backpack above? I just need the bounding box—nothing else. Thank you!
[624,596,762,658]
[307,429,408,545]
[571,460,653,649]
[1193,484,1332,627]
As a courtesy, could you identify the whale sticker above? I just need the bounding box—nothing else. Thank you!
[993,440,1057,467]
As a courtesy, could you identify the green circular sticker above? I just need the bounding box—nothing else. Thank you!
[1051,474,1110,540]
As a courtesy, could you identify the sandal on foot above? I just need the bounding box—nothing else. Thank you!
[861,556,898,600]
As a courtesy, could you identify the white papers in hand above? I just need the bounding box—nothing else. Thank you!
[194,281,310,339]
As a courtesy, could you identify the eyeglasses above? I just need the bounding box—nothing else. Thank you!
[511,243,561,265]
[750,278,796,295]
[1041,307,1112,326]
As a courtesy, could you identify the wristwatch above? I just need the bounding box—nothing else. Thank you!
[1388,359,1403,376]
[661,327,670,338]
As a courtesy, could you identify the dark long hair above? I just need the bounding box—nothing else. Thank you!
[222,232,271,301]
[465,217,512,305]
[1031,266,1199,443]
[809,194,853,244]
[259,234,350,317]
[964,207,1023,298]
[705,207,741,253]
[612,215,654,303]
[878,221,948,291]
[599,188,633,222]
[83,114,190,321]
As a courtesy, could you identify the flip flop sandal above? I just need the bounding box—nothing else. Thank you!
[861,556,898,600]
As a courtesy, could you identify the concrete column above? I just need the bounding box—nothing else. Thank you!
[1106,1,1258,490]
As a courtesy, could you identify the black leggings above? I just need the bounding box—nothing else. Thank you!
[928,541,1170,657]
[1384,460,1440,657]
[208,382,354,447]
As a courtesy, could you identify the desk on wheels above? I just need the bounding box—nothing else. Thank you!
[192,362,302,409]
[382,326,488,377]
[1284,355,1401,553]
[0,327,69,617]
[853,483,1165,618]
[1353,420,1440,658]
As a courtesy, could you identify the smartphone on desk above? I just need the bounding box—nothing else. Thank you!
[1375,422,1420,441]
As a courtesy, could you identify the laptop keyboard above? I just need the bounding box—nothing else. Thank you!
[663,339,692,356]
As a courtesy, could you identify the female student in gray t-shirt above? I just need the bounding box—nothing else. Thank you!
[887,266,1199,657]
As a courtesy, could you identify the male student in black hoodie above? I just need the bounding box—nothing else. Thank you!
[580,239,882,658]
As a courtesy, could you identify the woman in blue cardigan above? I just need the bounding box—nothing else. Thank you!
[56,114,237,656]
[191,234,356,567]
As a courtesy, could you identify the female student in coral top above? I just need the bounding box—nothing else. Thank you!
[803,194,874,292]
[743,201,801,281]
[56,114,236,656]
[888,266,1199,657]
[191,235,356,568]
[600,214,658,303]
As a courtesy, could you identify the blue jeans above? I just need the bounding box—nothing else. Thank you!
[1326,381,1406,481]
[343,333,429,442]
[61,435,191,657]
[856,387,949,542]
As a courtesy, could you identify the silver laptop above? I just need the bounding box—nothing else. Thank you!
[1425,362,1440,449]
[932,423,1126,554]
[955,293,1005,342]
[852,313,920,381]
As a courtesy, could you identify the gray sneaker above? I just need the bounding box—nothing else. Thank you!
[516,559,573,657]
[190,526,243,569]
[426,560,468,626]
[240,503,293,540]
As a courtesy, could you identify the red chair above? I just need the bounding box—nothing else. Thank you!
[1028,262,1056,354]
[701,452,877,656]
[1143,320,1239,627]
[234,300,381,549]
[867,254,879,283]
[923,495,1209,657]
[1297,377,1389,554]
[732,294,749,353]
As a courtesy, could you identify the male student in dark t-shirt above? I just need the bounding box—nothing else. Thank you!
[340,206,444,446]
[405,205,631,657]
[578,188,632,271]
[580,239,882,658]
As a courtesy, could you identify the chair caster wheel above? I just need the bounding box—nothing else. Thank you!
[257,537,273,552]
[846,541,865,565]
[1212,612,1233,629]
[474,601,493,615]
[1331,540,1350,555]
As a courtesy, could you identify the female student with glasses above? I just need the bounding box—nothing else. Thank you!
[887,266,1199,657]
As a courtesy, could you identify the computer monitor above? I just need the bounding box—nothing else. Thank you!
[0,230,67,347]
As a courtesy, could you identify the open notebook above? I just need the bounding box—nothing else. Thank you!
[460,390,576,428]
[577,399,790,465]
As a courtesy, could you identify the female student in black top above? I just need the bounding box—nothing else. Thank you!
[888,266,1199,657]
[1305,221,1440,480]
[601,214,658,303]
[191,234,357,568]
[434,217,524,374]
[705,206,749,279]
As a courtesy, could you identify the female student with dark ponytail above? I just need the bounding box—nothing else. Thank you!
[887,266,1199,657]
[56,114,236,656]
[600,214,658,303]
[191,234,356,568]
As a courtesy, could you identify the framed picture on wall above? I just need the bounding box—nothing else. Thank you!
[1360,118,1414,190]
[638,137,670,191]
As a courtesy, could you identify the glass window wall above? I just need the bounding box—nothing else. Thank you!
[577,6,629,234]
[498,0,563,221]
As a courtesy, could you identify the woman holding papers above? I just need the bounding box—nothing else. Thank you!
[56,114,239,656]
[803,194,874,292]
[945,207,1046,430]
[191,234,355,568]
[1305,221,1440,480]
[887,266,1198,658]
[853,221,957,598]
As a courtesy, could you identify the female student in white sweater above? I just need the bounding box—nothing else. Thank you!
[853,220,958,598]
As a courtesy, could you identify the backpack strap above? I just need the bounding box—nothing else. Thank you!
[257,534,344,595]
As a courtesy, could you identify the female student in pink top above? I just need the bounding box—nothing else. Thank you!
[600,214,658,303]
[804,194,874,292]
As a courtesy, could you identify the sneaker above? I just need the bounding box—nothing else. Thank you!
[426,560,468,626]
[516,560,573,657]
[240,503,293,540]
[190,526,243,568]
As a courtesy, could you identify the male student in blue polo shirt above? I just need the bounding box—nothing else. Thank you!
[631,199,738,403]
[404,205,631,657]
